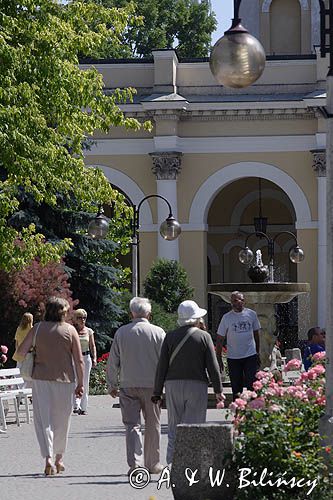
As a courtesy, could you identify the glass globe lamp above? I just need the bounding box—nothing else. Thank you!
[239,246,254,265]
[88,212,109,240]
[160,216,181,241]
[289,245,305,264]
[210,23,266,89]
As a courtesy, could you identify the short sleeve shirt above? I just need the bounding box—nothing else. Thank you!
[217,308,261,359]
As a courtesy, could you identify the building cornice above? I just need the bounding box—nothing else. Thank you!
[124,108,315,122]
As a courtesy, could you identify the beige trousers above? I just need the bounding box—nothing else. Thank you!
[32,380,75,458]
[120,387,161,470]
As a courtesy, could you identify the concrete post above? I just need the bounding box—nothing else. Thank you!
[320,72,333,446]
[311,149,327,327]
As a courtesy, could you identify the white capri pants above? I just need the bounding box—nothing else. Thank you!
[74,354,92,411]
[32,379,75,458]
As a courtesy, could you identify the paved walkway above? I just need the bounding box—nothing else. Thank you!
[0,395,226,500]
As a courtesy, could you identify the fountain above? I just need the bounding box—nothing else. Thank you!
[208,250,310,367]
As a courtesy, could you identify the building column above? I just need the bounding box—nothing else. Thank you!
[312,149,327,327]
[150,152,182,261]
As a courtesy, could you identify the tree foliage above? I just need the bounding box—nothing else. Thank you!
[8,190,132,353]
[0,259,77,362]
[0,0,149,271]
[144,259,194,313]
[86,0,217,58]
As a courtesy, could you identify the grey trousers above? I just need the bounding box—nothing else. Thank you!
[119,387,161,469]
[165,379,208,464]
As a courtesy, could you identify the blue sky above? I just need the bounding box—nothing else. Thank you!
[211,0,234,43]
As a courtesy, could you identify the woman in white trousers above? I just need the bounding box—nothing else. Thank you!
[72,309,97,415]
[18,297,84,476]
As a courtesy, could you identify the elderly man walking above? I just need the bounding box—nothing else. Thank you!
[107,297,165,475]
[152,300,224,465]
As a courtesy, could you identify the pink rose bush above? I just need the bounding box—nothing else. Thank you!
[230,356,332,499]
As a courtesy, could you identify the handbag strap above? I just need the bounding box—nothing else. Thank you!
[169,327,197,366]
[32,322,41,348]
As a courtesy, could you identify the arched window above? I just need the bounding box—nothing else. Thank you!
[270,0,301,55]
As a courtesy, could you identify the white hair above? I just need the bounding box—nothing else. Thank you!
[177,317,201,327]
[130,297,152,318]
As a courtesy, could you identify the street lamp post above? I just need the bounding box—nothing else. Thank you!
[238,231,305,283]
[131,195,181,297]
[210,0,333,448]
[87,205,110,240]
[209,0,266,88]
[319,0,333,442]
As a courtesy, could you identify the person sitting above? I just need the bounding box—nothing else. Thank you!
[302,327,325,371]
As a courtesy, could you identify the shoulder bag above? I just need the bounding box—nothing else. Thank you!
[20,322,41,381]
[169,327,198,366]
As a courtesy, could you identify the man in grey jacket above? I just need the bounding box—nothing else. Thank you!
[107,297,165,476]
[152,300,224,465]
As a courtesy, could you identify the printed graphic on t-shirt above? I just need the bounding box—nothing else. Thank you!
[231,320,251,333]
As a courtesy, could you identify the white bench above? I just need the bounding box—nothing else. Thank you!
[0,368,32,431]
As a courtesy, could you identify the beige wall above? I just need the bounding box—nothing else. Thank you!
[81,44,325,328]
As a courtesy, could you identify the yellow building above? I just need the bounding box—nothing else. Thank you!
[83,0,328,335]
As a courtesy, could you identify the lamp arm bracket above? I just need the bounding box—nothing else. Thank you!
[233,0,242,20]
[272,231,298,245]
[133,194,174,237]
[244,231,271,248]
[136,194,173,217]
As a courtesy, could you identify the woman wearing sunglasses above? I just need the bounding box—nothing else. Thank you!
[72,309,97,415]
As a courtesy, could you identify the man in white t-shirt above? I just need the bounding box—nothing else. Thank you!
[216,291,261,400]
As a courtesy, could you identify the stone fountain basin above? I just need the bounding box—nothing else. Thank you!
[207,283,310,304]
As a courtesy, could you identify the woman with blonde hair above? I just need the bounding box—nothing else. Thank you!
[72,308,97,415]
[18,297,84,476]
[13,313,34,366]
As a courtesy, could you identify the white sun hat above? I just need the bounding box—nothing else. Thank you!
[177,300,207,323]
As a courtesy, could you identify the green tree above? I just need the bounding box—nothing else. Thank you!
[8,190,132,353]
[87,0,217,58]
[144,259,194,313]
[0,0,149,272]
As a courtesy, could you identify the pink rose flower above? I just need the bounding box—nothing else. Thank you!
[234,398,247,410]
[312,351,326,361]
[316,396,326,406]
[284,359,301,372]
[216,401,225,409]
[312,364,325,375]
[0,354,7,364]
[253,381,263,391]
[240,390,257,401]
[306,388,318,399]
[1,345,8,354]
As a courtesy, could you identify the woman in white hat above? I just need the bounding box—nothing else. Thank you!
[152,300,224,465]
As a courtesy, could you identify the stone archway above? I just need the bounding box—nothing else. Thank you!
[89,164,153,226]
[189,162,313,228]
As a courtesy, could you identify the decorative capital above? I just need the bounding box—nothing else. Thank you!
[150,152,183,180]
[311,149,326,177]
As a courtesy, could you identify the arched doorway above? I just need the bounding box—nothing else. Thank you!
[207,177,302,349]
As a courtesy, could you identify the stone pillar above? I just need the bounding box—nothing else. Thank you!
[320,73,333,448]
[150,152,182,261]
[171,423,236,500]
[311,149,327,327]
[152,49,178,94]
